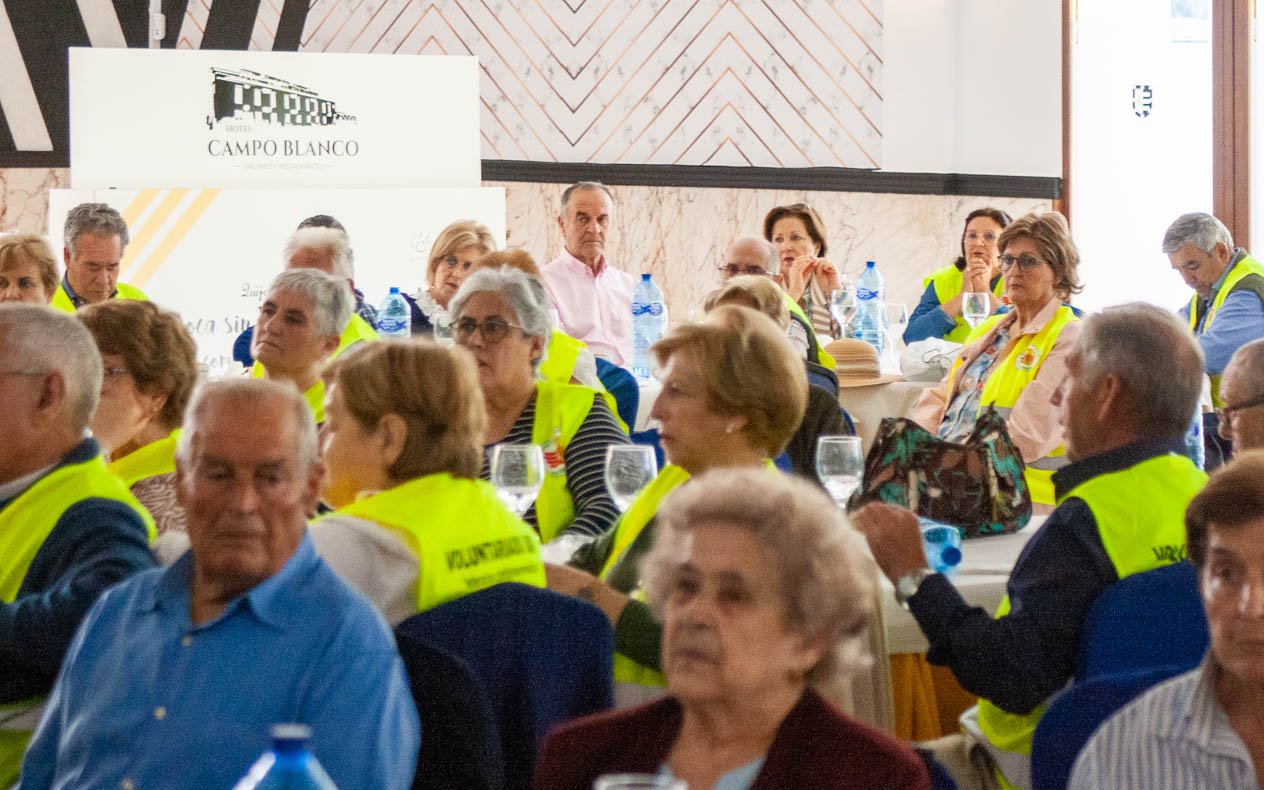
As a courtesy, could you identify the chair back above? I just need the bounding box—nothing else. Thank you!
[395,583,615,790]
[1031,665,1186,790]
[805,360,839,397]
[595,358,639,429]
[1077,561,1208,683]
[393,631,504,790]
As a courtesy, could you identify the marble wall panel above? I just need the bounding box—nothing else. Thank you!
[0,168,70,233]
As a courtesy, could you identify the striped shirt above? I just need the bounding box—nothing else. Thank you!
[481,391,629,539]
[1069,661,1261,790]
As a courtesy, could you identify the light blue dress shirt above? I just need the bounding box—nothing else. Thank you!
[19,535,420,790]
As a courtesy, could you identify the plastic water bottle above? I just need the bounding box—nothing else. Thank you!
[630,274,667,379]
[376,287,410,339]
[233,724,339,790]
[919,518,963,576]
[1184,409,1205,470]
[854,261,886,356]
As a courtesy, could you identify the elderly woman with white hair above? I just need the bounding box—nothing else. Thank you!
[450,265,629,543]
[533,469,930,790]
[250,268,353,425]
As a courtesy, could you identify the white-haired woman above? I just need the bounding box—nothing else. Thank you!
[534,469,930,790]
[450,266,629,543]
[250,268,353,424]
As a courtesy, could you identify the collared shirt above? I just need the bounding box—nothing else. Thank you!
[908,436,1185,715]
[1178,247,1264,375]
[58,274,113,310]
[1069,659,1260,789]
[19,535,420,790]
[540,249,638,365]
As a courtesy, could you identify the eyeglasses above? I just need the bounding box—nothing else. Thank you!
[717,264,773,278]
[998,254,1052,273]
[1218,393,1264,423]
[452,316,523,345]
[103,366,132,378]
[442,256,474,271]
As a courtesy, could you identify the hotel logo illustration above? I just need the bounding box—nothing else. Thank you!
[208,67,356,129]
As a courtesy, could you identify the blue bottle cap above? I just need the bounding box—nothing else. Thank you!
[389,286,399,294]
[866,261,875,268]
[641,273,651,280]
[941,546,963,566]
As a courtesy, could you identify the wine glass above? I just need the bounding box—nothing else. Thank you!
[489,444,545,516]
[886,302,909,334]
[816,436,865,508]
[604,445,658,511]
[594,775,686,790]
[829,283,857,333]
[962,292,990,328]
[432,311,454,348]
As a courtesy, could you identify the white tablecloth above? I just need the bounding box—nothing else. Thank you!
[633,377,661,433]
[838,380,935,454]
[880,517,1044,655]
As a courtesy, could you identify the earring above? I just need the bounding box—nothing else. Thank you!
[725,424,736,435]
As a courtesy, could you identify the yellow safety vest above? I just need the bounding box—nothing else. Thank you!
[249,314,377,423]
[325,473,545,614]
[529,380,606,543]
[106,429,181,488]
[0,455,156,785]
[947,306,1079,506]
[784,293,837,370]
[925,265,1005,343]
[977,452,1206,790]
[49,281,148,313]
[250,364,326,424]
[1186,255,1264,407]
[602,465,692,691]
[539,330,585,385]
[338,313,379,355]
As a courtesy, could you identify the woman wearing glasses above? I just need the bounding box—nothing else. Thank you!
[911,211,1084,509]
[407,219,496,335]
[449,266,630,544]
[904,207,1012,344]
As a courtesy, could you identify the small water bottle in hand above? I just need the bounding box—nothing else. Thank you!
[233,724,339,790]
[919,519,963,576]
[630,274,666,379]
[376,287,410,339]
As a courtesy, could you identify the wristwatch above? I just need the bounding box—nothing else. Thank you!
[894,568,935,611]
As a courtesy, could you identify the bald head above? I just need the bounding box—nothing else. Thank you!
[1219,339,1264,451]
[721,236,780,279]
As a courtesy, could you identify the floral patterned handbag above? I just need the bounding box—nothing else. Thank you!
[847,407,1032,538]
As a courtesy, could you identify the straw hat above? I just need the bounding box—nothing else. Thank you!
[825,338,902,387]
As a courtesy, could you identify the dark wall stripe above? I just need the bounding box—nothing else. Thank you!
[113,0,150,48]
[201,0,261,50]
[273,0,310,51]
[2,0,89,165]
[0,103,18,155]
[481,160,1064,200]
[160,0,190,48]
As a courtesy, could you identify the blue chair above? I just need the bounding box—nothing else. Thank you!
[595,358,638,429]
[805,360,839,397]
[1076,561,1208,683]
[393,631,504,790]
[395,583,614,790]
[1031,665,1187,790]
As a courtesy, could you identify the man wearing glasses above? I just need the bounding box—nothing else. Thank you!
[1163,212,1264,465]
[1218,339,1264,453]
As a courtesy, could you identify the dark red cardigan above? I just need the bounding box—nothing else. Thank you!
[531,689,931,790]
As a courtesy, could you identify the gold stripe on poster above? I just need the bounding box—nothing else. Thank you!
[130,190,220,289]
[120,190,189,279]
[120,190,160,233]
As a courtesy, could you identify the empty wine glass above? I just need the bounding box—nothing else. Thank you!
[829,283,857,333]
[816,436,864,508]
[489,444,545,517]
[886,302,909,333]
[604,445,658,511]
[962,292,990,328]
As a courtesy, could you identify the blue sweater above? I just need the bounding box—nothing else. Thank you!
[0,439,155,702]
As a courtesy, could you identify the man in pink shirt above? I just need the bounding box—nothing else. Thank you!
[540,182,638,365]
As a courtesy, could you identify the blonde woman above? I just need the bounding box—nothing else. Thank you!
[409,219,496,335]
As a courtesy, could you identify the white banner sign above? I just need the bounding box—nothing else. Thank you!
[69,49,480,189]
[49,187,505,378]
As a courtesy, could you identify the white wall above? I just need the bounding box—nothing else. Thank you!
[885,0,1062,177]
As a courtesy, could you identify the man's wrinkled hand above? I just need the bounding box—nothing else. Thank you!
[851,501,930,584]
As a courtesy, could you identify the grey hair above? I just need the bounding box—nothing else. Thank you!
[726,235,781,275]
[1079,303,1205,437]
[642,468,876,697]
[64,203,129,256]
[0,303,102,430]
[449,265,554,344]
[560,181,615,217]
[265,268,353,337]
[1225,338,1264,400]
[1161,212,1234,255]
[284,226,354,280]
[177,378,318,469]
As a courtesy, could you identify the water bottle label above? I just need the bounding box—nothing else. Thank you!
[632,302,664,317]
[856,288,879,300]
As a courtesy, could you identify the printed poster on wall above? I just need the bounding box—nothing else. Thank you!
[69,49,480,189]
[49,187,505,377]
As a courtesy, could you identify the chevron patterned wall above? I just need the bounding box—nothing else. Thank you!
[285,0,883,168]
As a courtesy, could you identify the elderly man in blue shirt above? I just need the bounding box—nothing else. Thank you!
[18,378,420,790]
